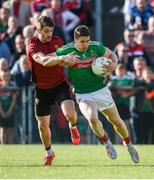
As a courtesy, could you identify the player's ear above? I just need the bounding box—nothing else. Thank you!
[36,23,42,33]
[37,28,42,33]
[74,37,78,43]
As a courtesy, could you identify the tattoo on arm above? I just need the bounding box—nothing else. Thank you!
[105,47,118,64]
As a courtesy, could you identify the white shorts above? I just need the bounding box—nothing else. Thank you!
[75,87,115,111]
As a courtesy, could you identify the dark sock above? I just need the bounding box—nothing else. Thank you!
[45,145,51,151]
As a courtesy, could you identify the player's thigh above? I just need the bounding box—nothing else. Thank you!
[102,105,122,125]
[61,99,76,116]
[79,100,98,121]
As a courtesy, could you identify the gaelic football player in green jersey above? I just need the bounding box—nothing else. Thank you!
[55,25,139,163]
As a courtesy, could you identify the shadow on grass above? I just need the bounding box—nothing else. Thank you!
[0,164,154,167]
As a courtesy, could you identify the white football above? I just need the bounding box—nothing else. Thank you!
[91,56,110,76]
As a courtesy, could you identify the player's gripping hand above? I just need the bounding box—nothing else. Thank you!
[60,52,81,66]
[102,59,117,74]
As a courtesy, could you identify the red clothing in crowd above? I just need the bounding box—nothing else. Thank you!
[13,1,20,17]
[31,0,51,13]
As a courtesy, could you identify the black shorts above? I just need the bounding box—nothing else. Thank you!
[34,82,72,116]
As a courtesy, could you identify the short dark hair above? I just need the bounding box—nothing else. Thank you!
[37,16,55,30]
[74,25,90,39]
[116,63,126,70]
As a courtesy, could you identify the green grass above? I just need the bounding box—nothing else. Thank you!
[0,144,154,179]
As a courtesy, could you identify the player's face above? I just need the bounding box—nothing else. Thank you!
[38,26,54,43]
[75,36,90,52]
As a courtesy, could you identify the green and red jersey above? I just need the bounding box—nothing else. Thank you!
[56,41,106,94]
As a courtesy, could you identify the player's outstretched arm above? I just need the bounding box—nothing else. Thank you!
[33,52,64,66]
[33,52,80,67]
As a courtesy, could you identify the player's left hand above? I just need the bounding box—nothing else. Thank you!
[102,59,117,73]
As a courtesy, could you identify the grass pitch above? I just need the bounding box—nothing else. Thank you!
[0,144,154,179]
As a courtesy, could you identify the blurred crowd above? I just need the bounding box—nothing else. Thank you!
[109,0,154,144]
[0,0,154,145]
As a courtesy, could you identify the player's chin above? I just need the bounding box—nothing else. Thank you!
[82,48,88,51]
[45,38,51,43]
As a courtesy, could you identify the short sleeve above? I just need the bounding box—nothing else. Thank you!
[26,38,39,57]
[98,42,106,56]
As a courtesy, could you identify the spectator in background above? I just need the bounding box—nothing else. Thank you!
[1,1,10,10]
[0,58,9,92]
[9,34,26,69]
[63,0,94,27]
[127,0,153,30]
[150,0,154,10]
[9,0,32,28]
[50,0,80,42]
[131,65,154,144]
[133,56,148,80]
[11,54,31,87]
[123,0,135,26]
[0,26,11,62]
[7,16,22,38]
[81,0,95,27]
[23,25,35,43]
[131,56,147,143]
[109,64,135,143]
[10,54,31,145]
[30,11,41,28]
[115,28,150,71]
[0,58,9,76]
[0,70,18,144]
[139,67,154,144]
[63,0,81,11]
[114,43,129,67]
[0,6,10,31]
[137,16,154,69]
[6,16,22,54]
[23,25,35,39]
[31,0,51,15]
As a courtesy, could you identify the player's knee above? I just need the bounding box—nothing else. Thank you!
[113,119,124,129]
[65,111,76,121]
[38,123,48,132]
[88,116,98,124]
